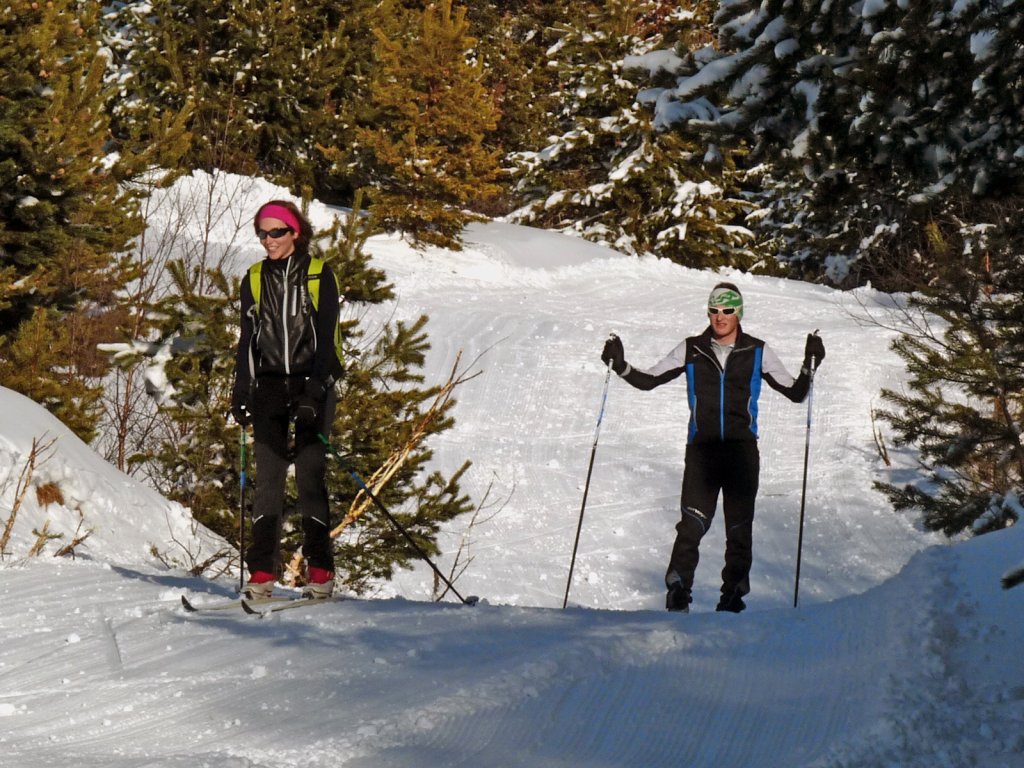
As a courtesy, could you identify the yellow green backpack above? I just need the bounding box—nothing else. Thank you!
[247,257,345,372]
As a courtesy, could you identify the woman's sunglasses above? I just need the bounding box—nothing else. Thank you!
[707,306,737,315]
[257,227,293,240]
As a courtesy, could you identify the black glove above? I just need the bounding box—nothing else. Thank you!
[295,378,328,430]
[231,382,251,427]
[600,334,627,375]
[803,333,826,371]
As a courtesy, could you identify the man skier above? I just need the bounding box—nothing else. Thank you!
[601,282,825,613]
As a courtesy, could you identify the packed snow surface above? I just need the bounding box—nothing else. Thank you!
[1,172,1022,767]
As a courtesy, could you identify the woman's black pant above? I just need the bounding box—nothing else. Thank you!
[246,375,336,575]
[664,441,760,601]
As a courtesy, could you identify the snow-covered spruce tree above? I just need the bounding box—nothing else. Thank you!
[0,0,147,442]
[509,0,756,270]
[791,0,1023,288]
[107,0,377,205]
[875,209,1024,536]
[957,0,1024,198]
[353,0,502,250]
[460,2,569,205]
[657,0,1024,289]
[649,0,891,283]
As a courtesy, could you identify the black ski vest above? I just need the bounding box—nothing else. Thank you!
[248,252,319,378]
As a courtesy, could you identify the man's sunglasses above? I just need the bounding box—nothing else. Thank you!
[257,227,293,240]
[707,306,737,315]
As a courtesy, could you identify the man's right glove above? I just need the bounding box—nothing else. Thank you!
[230,383,252,427]
[600,334,627,375]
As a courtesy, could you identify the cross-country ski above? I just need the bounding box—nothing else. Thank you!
[240,595,346,617]
[180,594,291,613]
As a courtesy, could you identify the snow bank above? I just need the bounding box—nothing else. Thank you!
[0,386,225,566]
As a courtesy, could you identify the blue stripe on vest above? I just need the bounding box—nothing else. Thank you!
[686,362,698,443]
[748,346,764,437]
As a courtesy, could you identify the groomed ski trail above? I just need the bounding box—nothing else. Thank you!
[0,550,952,768]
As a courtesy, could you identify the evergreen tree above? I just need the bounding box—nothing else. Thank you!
[316,202,473,586]
[957,0,1024,197]
[108,0,378,204]
[0,0,145,441]
[143,260,242,542]
[876,207,1024,536]
[330,314,473,589]
[509,0,755,269]
[658,0,1024,289]
[463,1,568,198]
[355,0,502,249]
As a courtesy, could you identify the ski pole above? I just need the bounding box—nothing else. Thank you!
[238,427,249,593]
[317,433,478,606]
[793,339,819,608]
[563,356,614,609]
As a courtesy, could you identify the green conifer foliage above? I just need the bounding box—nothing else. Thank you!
[330,314,473,589]
[509,0,754,269]
[356,0,502,249]
[143,260,242,543]
[660,0,1024,289]
[876,209,1024,536]
[315,200,473,587]
[0,0,144,441]
[109,0,377,203]
[463,2,567,193]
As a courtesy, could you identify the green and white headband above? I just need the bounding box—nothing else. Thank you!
[707,286,744,319]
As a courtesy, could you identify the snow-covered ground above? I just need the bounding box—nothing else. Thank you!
[1,173,1022,767]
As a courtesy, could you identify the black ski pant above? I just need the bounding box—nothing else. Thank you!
[665,440,759,601]
[246,375,337,576]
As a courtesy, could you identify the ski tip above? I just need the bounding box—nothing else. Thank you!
[181,594,198,612]
[240,599,262,615]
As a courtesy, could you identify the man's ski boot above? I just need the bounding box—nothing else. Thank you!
[666,583,691,613]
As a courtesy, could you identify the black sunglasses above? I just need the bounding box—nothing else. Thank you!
[257,227,293,240]
[707,307,737,315]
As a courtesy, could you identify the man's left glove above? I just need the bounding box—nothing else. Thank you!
[295,378,328,430]
[803,333,826,372]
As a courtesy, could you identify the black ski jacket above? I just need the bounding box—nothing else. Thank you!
[619,327,809,444]
[234,249,342,390]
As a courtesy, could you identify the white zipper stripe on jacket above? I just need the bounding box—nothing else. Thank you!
[282,257,293,374]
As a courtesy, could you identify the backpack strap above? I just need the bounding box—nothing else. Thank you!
[249,257,329,312]
[307,257,324,312]
[248,261,263,310]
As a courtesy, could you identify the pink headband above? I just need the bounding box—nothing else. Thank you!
[256,203,302,233]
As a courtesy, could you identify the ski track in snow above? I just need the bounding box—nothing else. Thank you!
[3,535,1021,768]
[0,559,923,767]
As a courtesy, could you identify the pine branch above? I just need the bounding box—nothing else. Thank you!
[286,350,482,578]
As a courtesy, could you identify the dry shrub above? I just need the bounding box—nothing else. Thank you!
[35,482,64,507]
